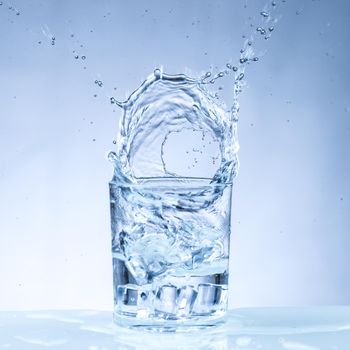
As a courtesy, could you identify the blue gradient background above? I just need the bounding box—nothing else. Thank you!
[0,0,349,311]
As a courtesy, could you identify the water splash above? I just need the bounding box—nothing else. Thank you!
[110,69,238,190]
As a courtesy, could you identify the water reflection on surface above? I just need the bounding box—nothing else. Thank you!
[0,308,349,349]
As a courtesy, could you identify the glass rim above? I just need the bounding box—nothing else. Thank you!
[109,176,232,188]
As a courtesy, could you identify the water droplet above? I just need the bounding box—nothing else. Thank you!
[256,27,266,35]
[260,11,269,18]
[232,66,238,72]
[240,58,248,64]
[154,68,162,79]
[108,151,117,162]
[74,55,79,59]
[269,26,274,32]
[81,56,86,60]
[113,140,117,145]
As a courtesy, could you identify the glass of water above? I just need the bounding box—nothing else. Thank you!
[109,176,232,331]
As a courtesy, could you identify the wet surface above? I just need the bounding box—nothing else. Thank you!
[0,307,349,349]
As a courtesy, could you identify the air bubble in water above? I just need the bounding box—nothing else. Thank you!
[81,56,86,60]
[232,66,238,72]
[240,58,248,64]
[74,55,79,59]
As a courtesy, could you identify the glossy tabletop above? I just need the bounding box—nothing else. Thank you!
[1,307,349,349]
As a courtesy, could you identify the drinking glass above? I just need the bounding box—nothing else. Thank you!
[109,176,232,331]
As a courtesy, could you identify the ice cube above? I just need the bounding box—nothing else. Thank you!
[116,284,151,315]
[154,284,178,315]
[147,259,166,279]
[125,254,148,285]
[192,283,228,315]
[177,286,198,317]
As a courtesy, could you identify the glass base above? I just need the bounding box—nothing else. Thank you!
[113,310,227,332]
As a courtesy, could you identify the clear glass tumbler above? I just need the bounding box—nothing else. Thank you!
[109,177,232,331]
